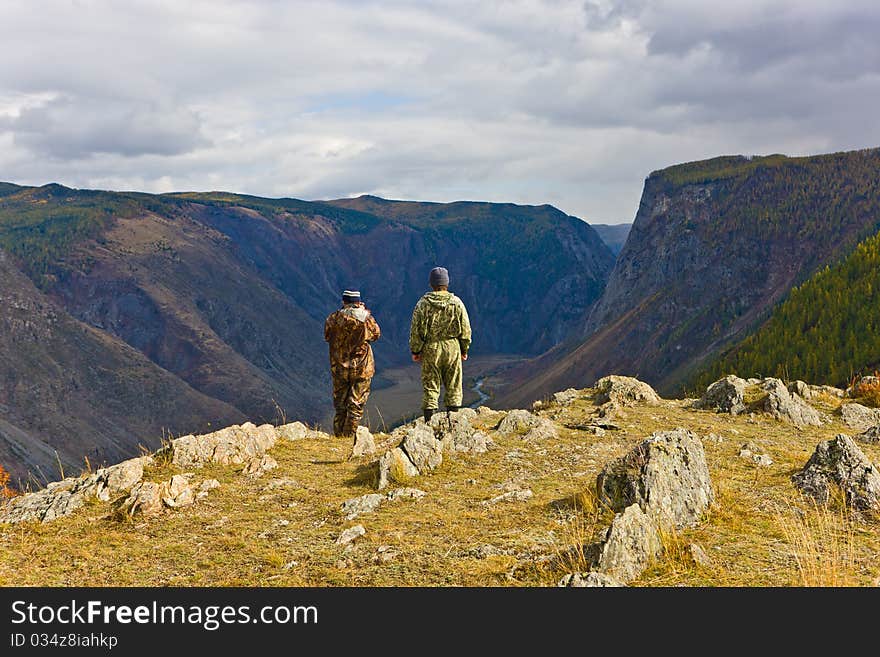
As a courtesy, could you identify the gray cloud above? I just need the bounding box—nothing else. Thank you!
[0,0,878,223]
[5,95,208,159]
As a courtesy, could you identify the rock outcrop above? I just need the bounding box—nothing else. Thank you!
[593,375,661,407]
[171,422,278,468]
[596,428,714,529]
[351,427,377,458]
[755,378,822,428]
[839,403,880,432]
[595,504,663,583]
[697,376,821,427]
[696,375,746,414]
[0,456,152,524]
[855,426,880,445]
[792,434,880,510]
[496,410,541,435]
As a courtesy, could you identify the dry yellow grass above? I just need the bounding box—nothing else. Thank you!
[1,390,879,587]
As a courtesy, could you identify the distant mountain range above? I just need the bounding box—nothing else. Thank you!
[0,185,614,483]
[591,224,632,255]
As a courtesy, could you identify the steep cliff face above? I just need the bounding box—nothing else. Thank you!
[502,149,880,405]
[0,185,614,481]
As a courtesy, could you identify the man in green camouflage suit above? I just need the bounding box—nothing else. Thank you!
[409,267,472,422]
[324,290,381,438]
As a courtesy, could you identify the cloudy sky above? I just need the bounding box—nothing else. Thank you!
[1,0,879,223]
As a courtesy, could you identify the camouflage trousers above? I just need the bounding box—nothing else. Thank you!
[420,338,463,410]
[331,371,372,437]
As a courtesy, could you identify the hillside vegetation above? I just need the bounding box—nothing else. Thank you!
[699,228,880,389]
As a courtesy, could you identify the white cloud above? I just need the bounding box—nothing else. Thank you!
[0,0,878,223]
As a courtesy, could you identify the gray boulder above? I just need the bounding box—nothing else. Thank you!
[788,380,813,400]
[522,418,559,441]
[696,375,747,414]
[171,422,277,468]
[430,411,492,453]
[242,454,278,477]
[351,426,376,458]
[855,426,880,445]
[552,388,580,406]
[839,403,880,432]
[596,504,662,583]
[594,375,661,407]
[162,474,195,508]
[122,481,166,517]
[276,421,310,441]
[496,409,541,435]
[558,572,624,587]
[377,448,419,490]
[596,427,714,529]
[399,423,443,473]
[336,524,366,546]
[342,493,385,520]
[756,378,822,427]
[791,434,880,510]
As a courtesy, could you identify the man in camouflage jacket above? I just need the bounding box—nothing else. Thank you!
[409,267,472,422]
[324,290,381,438]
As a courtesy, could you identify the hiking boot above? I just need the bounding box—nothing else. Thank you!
[423,409,435,423]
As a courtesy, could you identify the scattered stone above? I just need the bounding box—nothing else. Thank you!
[597,427,714,529]
[788,380,812,400]
[522,418,559,441]
[377,448,419,490]
[552,388,580,406]
[336,524,366,545]
[594,375,661,407]
[814,385,845,399]
[276,421,310,441]
[350,426,376,458]
[696,375,747,414]
[792,434,880,510]
[243,454,278,477]
[839,403,880,432]
[504,449,525,460]
[386,487,427,501]
[162,474,195,508]
[596,504,662,583]
[396,423,443,473]
[558,572,625,587]
[264,478,301,491]
[703,433,724,444]
[98,457,151,500]
[496,409,541,435]
[756,378,822,428]
[855,426,880,445]
[199,479,221,492]
[375,545,399,563]
[342,493,385,520]
[484,489,533,505]
[689,543,712,567]
[430,411,492,453]
[738,442,773,467]
[122,481,166,517]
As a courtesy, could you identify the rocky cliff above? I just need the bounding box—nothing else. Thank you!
[501,148,880,406]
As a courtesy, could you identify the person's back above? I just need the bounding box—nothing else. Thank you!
[410,267,471,422]
[325,304,377,377]
[324,290,380,440]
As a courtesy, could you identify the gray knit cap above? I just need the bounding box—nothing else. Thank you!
[429,267,449,287]
[342,289,361,303]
